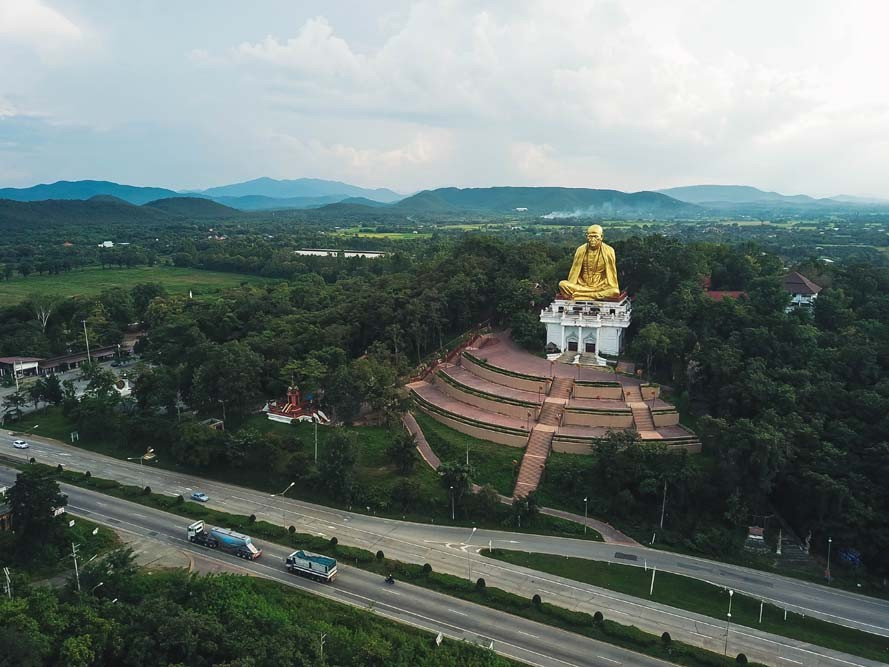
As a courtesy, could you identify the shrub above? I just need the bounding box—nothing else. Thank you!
[475,577,486,592]
[329,537,338,547]
[85,471,91,479]
[661,632,671,646]
[422,563,432,575]
[531,594,542,608]
[142,486,151,495]
[249,514,256,524]
[176,495,184,504]
[593,611,604,625]
[29,457,35,464]
[56,464,64,473]
[376,550,385,561]
[736,654,748,665]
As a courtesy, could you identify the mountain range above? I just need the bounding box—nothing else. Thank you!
[2,179,889,219]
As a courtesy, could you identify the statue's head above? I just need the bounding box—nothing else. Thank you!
[586,224,603,249]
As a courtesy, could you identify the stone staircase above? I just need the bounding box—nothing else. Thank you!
[550,377,575,400]
[630,404,655,432]
[514,425,555,498]
[538,402,563,426]
[512,378,573,497]
[624,385,656,433]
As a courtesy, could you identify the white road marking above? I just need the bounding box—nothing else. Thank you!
[447,608,467,616]
[779,658,802,665]
[517,630,538,638]
[597,656,620,665]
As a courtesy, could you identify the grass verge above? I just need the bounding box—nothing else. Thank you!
[22,460,764,667]
[485,549,889,664]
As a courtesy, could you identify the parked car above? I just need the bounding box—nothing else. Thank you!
[191,491,209,502]
[12,440,29,449]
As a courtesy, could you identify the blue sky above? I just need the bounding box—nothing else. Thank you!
[2,0,888,197]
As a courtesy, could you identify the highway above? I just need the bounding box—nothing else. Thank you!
[3,432,888,666]
[15,475,670,667]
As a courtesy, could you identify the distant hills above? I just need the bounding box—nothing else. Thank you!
[0,195,239,227]
[389,187,697,216]
[0,180,179,206]
[3,179,888,219]
[191,177,403,203]
[656,184,889,212]
[0,177,403,210]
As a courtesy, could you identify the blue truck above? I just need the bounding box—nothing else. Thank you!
[187,520,262,560]
[285,550,338,582]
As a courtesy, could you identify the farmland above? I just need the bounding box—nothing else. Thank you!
[0,265,272,307]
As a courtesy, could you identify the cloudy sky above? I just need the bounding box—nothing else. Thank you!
[2,0,888,196]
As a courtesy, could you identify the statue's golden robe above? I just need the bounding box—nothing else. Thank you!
[558,242,620,300]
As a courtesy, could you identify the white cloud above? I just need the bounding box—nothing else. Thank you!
[0,0,83,46]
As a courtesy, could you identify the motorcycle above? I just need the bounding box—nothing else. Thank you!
[384,574,395,585]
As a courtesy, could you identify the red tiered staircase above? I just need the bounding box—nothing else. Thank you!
[513,425,555,498]
[512,377,574,497]
[623,385,656,433]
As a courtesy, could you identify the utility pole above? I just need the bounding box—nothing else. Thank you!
[659,479,667,529]
[449,486,455,521]
[584,496,588,534]
[71,542,82,593]
[320,633,327,661]
[467,527,477,580]
[13,359,19,392]
[81,320,91,364]
[314,413,319,463]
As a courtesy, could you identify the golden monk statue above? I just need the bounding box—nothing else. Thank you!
[558,224,620,300]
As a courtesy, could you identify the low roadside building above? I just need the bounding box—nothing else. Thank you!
[783,271,821,310]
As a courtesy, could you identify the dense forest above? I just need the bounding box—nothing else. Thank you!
[2,217,889,577]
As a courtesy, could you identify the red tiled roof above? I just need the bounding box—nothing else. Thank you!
[0,356,43,364]
[706,291,746,301]
[783,271,821,296]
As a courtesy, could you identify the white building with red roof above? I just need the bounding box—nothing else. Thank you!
[783,271,822,310]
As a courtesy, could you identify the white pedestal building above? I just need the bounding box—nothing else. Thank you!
[540,294,632,360]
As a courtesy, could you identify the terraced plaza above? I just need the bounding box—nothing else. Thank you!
[408,333,701,498]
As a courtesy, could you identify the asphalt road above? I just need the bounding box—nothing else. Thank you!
[27,477,671,667]
[2,434,888,666]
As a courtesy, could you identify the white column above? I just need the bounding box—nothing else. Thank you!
[595,326,601,355]
[560,322,566,352]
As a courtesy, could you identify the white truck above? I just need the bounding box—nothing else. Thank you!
[285,550,338,582]
[187,520,262,560]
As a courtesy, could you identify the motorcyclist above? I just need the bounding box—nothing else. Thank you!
[385,573,395,584]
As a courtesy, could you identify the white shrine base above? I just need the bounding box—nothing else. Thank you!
[539,295,632,358]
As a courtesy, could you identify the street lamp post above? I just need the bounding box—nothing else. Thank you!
[313,413,319,463]
[723,589,734,656]
[827,537,832,583]
[90,582,104,595]
[272,482,296,529]
[583,496,588,535]
[449,486,455,521]
[126,447,156,488]
[467,527,477,580]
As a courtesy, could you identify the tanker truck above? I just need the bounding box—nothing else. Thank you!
[186,520,262,560]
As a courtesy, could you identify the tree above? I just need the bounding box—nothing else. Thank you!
[27,293,60,333]
[386,430,418,475]
[2,390,28,423]
[41,374,63,405]
[6,468,67,557]
[318,430,357,500]
[632,322,672,379]
[439,461,472,509]
[191,341,262,417]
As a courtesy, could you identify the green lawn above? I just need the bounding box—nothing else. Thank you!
[412,410,519,496]
[485,549,889,664]
[0,265,272,306]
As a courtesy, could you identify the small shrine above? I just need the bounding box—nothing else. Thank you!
[265,385,330,425]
